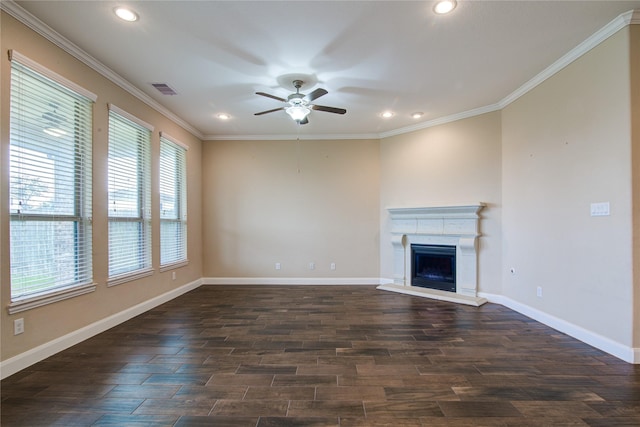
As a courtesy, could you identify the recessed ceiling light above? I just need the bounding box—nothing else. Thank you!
[381,111,394,118]
[114,7,139,22]
[411,112,424,119]
[217,113,230,120]
[433,0,457,15]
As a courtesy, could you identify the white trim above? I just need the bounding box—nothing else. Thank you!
[1,1,202,139]
[107,268,154,287]
[108,104,154,131]
[378,104,501,139]
[159,132,190,151]
[3,1,637,141]
[478,292,638,364]
[499,9,638,109]
[8,50,97,102]
[202,277,383,286]
[387,204,486,220]
[203,133,380,141]
[3,277,638,379]
[8,283,97,315]
[207,9,638,141]
[0,279,202,380]
[159,260,189,273]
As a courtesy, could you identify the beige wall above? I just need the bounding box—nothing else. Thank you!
[1,13,203,361]
[201,138,380,279]
[631,24,640,347]
[502,28,633,346]
[2,8,640,369]
[379,112,503,295]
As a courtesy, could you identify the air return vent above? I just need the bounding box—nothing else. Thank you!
[151,83,177,95]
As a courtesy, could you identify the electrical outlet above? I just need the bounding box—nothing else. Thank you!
[14,318,24,335]
[309,262,315,270]
[275,262,281,270]
[590,202,610,217]
[172,271,176,280]
[330,262,336,271]
[537,286,543,298]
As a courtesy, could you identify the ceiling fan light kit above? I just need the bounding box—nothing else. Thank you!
[286,105,311,121]
[255,79,346,125]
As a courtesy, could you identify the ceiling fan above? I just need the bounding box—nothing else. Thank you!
[254,80,346,125]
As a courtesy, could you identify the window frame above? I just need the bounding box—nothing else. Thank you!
[159,132,189,269]
[7,51,97,314]
[107,104,153,286]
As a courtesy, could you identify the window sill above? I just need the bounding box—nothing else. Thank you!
[107,268,154,287]
[159,260,189,273]
[8,283,97,314]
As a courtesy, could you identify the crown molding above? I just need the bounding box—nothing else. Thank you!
[383,8,639,139]
[1,1,204,140]
[378,103,502,139]
[2,2,637,142]
[628,9,640,24]
[215,3,637,142]
[499,9,638,109]
[202,132,380,141]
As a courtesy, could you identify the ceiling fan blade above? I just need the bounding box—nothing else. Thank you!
[304,88,328,102]
[256,92,287,102]
[254,107,285,116]
[311,104,347,115]
[298,116,309,125]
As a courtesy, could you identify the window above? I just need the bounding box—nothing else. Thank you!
[8,51,96,311]
[159,133,188,267]
[107,105,152,284]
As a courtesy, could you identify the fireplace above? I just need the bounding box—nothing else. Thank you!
[379,204,487,306]
[411,244,456,292]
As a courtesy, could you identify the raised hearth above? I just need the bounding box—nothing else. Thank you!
[378,204,487,306]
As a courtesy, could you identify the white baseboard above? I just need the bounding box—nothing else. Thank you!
[0,279,202,380]
[3,278,637,380]
[479,291,638,364]
[202,277,385,286]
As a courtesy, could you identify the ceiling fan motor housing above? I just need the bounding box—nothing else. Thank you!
[288,80,306,105]
[288,94,306,105]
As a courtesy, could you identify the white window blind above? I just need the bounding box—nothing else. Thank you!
[107,106,152,283]
[9,55,94,302]
[159,133,188,266]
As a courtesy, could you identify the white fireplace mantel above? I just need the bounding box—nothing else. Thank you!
[378,204,488,306]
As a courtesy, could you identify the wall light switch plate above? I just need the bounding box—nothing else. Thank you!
[590,202,610,216]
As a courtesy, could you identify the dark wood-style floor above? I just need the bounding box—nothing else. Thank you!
[2,285,640,426]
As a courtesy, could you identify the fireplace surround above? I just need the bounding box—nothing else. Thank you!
[378,204,487,306]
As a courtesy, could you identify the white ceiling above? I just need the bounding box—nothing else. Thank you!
[8,1,640,140]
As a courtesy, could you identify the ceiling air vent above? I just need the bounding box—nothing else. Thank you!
[151,83,177,96]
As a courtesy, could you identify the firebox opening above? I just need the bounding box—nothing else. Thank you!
[411,244,456,292]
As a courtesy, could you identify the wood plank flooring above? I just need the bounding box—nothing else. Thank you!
[2,285,640,426]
